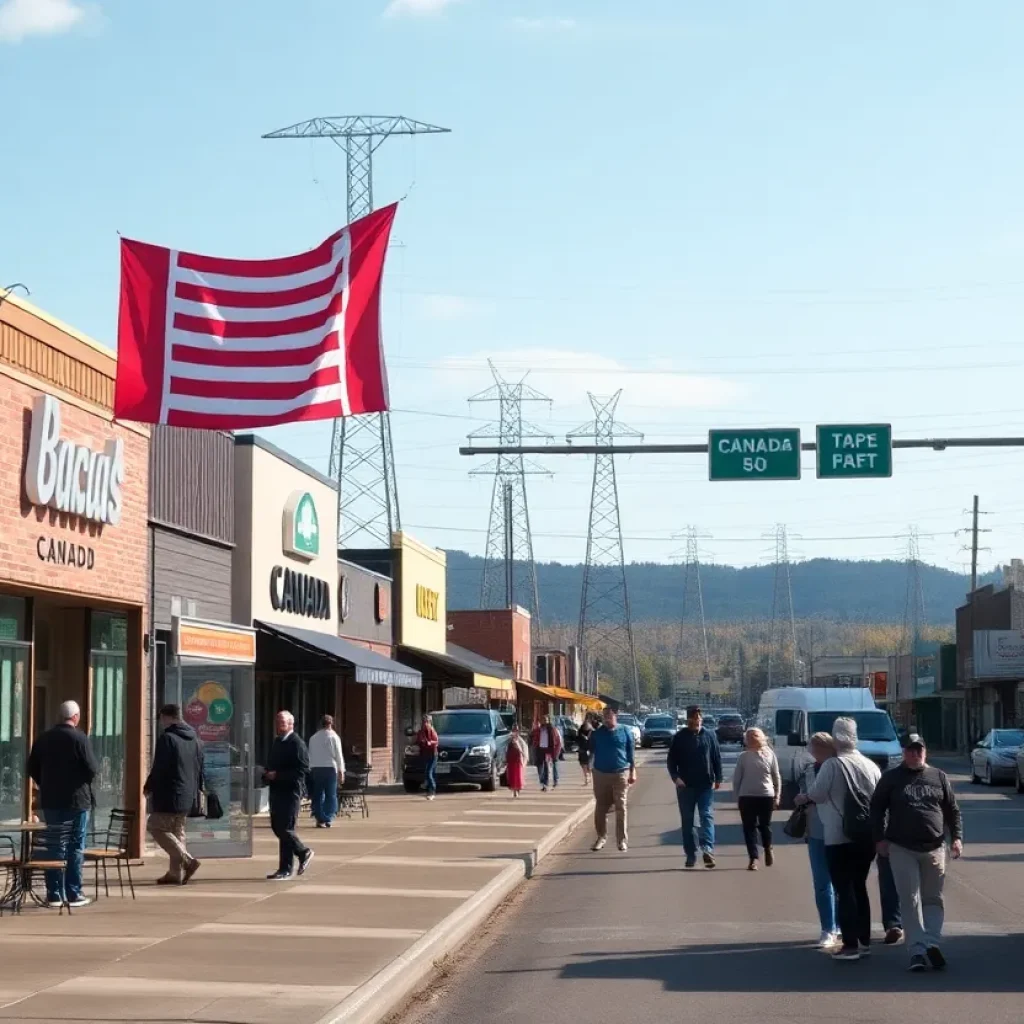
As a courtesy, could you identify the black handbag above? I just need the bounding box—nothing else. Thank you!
[783,804,808,840]
[205,791,224,819]
[187,791,207,818]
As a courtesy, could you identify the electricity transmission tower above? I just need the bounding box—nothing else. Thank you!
[766,524,800,691]
[263,115,450,546]
[570,392,642,705]
[678,526,713,687]
[900,527,926,661]
[467,362,552,631]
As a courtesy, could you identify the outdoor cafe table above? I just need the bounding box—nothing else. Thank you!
[0,821,48,912]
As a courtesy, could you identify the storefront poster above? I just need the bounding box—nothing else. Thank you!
[183,673,235,844]
[972,631,1024,680]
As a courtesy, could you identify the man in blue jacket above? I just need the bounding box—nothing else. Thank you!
[666,705,722,868]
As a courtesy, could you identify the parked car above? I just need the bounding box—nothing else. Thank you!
[553,716,579,753]
[402,709,511,793]
[1017,746,1024,794]
[970,728,1024,785]
[617,714,642,746]
[715,713,745,745]
[641,714,677,748]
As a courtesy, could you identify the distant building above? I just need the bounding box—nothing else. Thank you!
[811,655,890,688]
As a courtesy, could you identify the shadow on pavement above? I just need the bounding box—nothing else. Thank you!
[520,934,1024,992]
[961,851,1024,863]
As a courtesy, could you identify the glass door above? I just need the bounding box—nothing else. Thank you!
[89,612,127,828]
[0,641,29,826]
[179,663,254,859]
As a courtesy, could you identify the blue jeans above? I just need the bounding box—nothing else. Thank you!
[676,785,715,859]
[425,756,437,795]
[42,808,89,902]
[540,757,560,788]
[807,837,838,934]
[310,767,338,824]
[877,852,902,929]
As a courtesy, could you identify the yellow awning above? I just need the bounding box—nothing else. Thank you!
[472,674,509,691]
[539,685,606,710]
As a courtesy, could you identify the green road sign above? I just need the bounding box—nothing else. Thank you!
[816,424,892,478]
[708,428,801,481]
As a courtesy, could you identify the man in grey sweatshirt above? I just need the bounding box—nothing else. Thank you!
[870,734,963,972]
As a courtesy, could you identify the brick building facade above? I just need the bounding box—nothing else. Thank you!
[0,294,149,854]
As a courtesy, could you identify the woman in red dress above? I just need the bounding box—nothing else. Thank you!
[505,725,529,798]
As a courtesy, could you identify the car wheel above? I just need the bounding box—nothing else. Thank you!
[403,779,420,794]
[970,764,980,784]
[1017,767,1024,794]
[985,764,993,786]
[481,765,498,793]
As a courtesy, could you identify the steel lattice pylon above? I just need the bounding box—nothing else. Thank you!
[263,115,450,546]
[467,362,551,631]
[766,523,800,690]
[900,526,926,659]
[570,392,642,705]
[678,526,713,686]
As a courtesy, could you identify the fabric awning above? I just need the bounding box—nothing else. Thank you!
[398,642,513,692]
[255,621,422,690]
[515,680,605,710]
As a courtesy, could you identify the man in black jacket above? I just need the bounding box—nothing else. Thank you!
[27,699,99,908]
[666,706,723,869]
[264,710,313,880]
[144,704,204,885]
[870,734,963,972]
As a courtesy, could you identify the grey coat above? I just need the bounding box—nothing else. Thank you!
[807,751,881,846]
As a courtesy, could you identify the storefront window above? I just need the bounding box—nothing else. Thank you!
[89,611,127,827]
[0,598,29,824]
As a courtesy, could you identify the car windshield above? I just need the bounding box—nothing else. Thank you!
[430,713,492,735]
[808,711,898,742]
[993,730,1024,747]
[618,715,637,725]
[646,716,674,729]
[719,715,743,724]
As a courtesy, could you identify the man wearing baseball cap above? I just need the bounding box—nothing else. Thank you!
[869,733,963,972]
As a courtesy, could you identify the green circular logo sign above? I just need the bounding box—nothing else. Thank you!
[207,697,234,724]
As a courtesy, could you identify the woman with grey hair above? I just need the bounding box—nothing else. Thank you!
[808,716,881,961]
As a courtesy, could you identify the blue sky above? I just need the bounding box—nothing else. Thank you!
[5,0,1024,581]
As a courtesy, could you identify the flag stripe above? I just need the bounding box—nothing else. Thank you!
[169,348,342,383]
[173,291,344,339]
[166,384,343,416]
[176,230,343,278]
[172,287,342,324]
[170,365,342,402]
[173,260,344,310]
[171,334,339,369]
[166,400,343,430]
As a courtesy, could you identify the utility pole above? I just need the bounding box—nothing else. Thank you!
[678,526,713,686]
[766,524,799,691]
[467,361,552,633]
[571,392,642,705]
[971,495,980,593]
[263,115,450,547]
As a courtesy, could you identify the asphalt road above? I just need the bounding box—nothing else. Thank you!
[395,748,1024,1024]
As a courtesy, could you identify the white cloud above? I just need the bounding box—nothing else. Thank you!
[0,0,89,43]
[430,348,747,415]
[418,294,492,321]
[384,0,464,18]
[510,16,577,32]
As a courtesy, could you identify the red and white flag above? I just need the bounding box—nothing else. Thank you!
[115,204,397,429]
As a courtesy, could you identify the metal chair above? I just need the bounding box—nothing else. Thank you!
[338,763,371,819]
[0,835,19,917]
[84,808,136,900]
[21,820,77,915]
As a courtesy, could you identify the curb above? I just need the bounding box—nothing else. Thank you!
[312,798,595,1024]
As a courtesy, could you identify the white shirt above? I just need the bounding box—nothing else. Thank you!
[308,729,346,773]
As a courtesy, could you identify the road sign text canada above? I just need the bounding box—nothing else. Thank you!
[816,424,892,479]
[708,429,801,481]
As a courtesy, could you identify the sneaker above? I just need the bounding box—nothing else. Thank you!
[46,898,64,908]
[908,954,928,972]
[266,870,292,881]
[68,896,92,908]
[817,931,840,950]
[427,794,435,801]
[182,860,201,885]
[764,847,774,867]
[858,942,872,957]
[592,837,607,851]
[155,876,181,886]
[703,852,716,869]
[685,857,696,869]
[297,849,315,876]
[618,840,628,852]
[832,946,861,962]
[747,859,758,871]
[926,946,947,970]
[884,927,904,945]
[541,785,548,793]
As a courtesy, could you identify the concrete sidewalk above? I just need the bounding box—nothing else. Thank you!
[0,764,596,1024]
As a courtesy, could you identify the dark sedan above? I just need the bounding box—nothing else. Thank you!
[403,709,510,793]
[716,713,745,744]
[641,714,678,748]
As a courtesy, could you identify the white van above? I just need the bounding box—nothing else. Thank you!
[756,687,902,807]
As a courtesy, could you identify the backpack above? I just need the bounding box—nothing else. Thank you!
[836,757,873,844]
